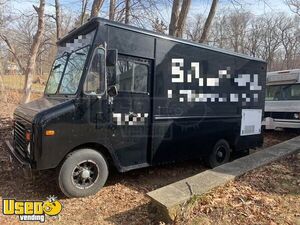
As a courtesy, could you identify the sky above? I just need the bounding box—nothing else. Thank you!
[10,0,293,21]
[190,0,291,16]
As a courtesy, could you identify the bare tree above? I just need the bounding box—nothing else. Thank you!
[176,0,191,37]
[125,0,130,24]
[109,0,116,21]
[169,0,191,37]
[0,74,7,103]
[55,0,61,40]
[0,0,6,28]
[0,34,26,74]
[225,11,251,53]
[186,14,204,41]
[22,0,46,103]
[152,17,167,34]
[260,15,282,70]
[244,17,264,57]
[285,0,300,16]
[90,0,104,18]
[210,14,228,48]
[80,0,89,25]
[199,0,218,43]
[169,0,180,36]
[278,16,299,69]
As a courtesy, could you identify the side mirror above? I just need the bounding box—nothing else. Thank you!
[107,85,118,97]
[106,49,118,67]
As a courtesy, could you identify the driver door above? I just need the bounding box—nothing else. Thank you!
[108,55,152,168]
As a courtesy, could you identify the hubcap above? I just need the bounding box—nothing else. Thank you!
[72,160,99,189]
[216,146,226,163]
[217,151,223,158]
[81,169,91,179]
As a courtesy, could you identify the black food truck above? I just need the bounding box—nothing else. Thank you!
[6,18,267,197]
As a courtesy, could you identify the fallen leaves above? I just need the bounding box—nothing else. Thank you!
[177,154,300,225]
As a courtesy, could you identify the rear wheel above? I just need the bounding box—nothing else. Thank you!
[58,148,108,198]
[205,139,231,168]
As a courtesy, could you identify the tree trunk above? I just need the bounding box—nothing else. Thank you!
[125,0,130,24]
[80,0,88,25]
[199,0,218,43]
[0,75,7,104]
[55,0,61,40]
[90,0,104,18]
[169,0,180,36]
[109,0,116,21]
[22,0,45,103]
[175,0,191,37]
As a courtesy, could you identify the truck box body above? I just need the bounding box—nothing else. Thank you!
[11,18,266,173]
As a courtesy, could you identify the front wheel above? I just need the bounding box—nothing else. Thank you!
[205,139,231,168]
[58,148,108,198]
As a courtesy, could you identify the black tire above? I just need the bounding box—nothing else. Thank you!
[58,148,108,198]
[205,139,231,168]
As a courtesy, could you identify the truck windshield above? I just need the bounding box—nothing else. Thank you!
[45,46,90,95]
[59,46,90,94]
[45,56,68,94]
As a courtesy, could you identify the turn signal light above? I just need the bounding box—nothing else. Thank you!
[45,130,55,136]
[25,131,31,141]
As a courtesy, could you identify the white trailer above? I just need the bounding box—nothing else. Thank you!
[263,69,300,129]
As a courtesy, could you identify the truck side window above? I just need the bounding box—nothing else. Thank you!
[84,48,105,95]
[116,58,148,93]
[134,64,148,92]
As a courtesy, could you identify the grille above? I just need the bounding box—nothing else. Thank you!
[14,121,28,158]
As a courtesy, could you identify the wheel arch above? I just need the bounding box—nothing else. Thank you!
[58,142,122,172]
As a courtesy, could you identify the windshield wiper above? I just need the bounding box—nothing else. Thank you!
[53,64,62,70]
[75,52,87,56]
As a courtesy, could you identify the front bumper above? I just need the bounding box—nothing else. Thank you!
[5,140,32,179]
[262,117,300,130]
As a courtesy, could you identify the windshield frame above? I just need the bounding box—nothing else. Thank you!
[44,24,99,97]
[83,47,106,96]
[59,45,92,95]
[44,45,93,97]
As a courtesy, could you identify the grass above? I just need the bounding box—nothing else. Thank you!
[1,75,45,92]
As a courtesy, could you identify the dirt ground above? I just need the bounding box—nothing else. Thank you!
[0,94,299,225]
[176,154,300,225]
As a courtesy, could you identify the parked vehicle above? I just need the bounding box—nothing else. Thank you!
[6,18,267,197]
[263,69,300,130]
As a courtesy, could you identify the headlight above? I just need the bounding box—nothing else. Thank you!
[27,143,30,155]
[294,113,299,119]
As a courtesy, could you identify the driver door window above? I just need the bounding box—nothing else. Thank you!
[84,48,105,95]
[115,57,149,93]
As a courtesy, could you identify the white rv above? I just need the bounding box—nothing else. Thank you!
[264,69,300,129]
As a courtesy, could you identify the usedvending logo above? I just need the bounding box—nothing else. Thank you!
[2,195,62,222]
